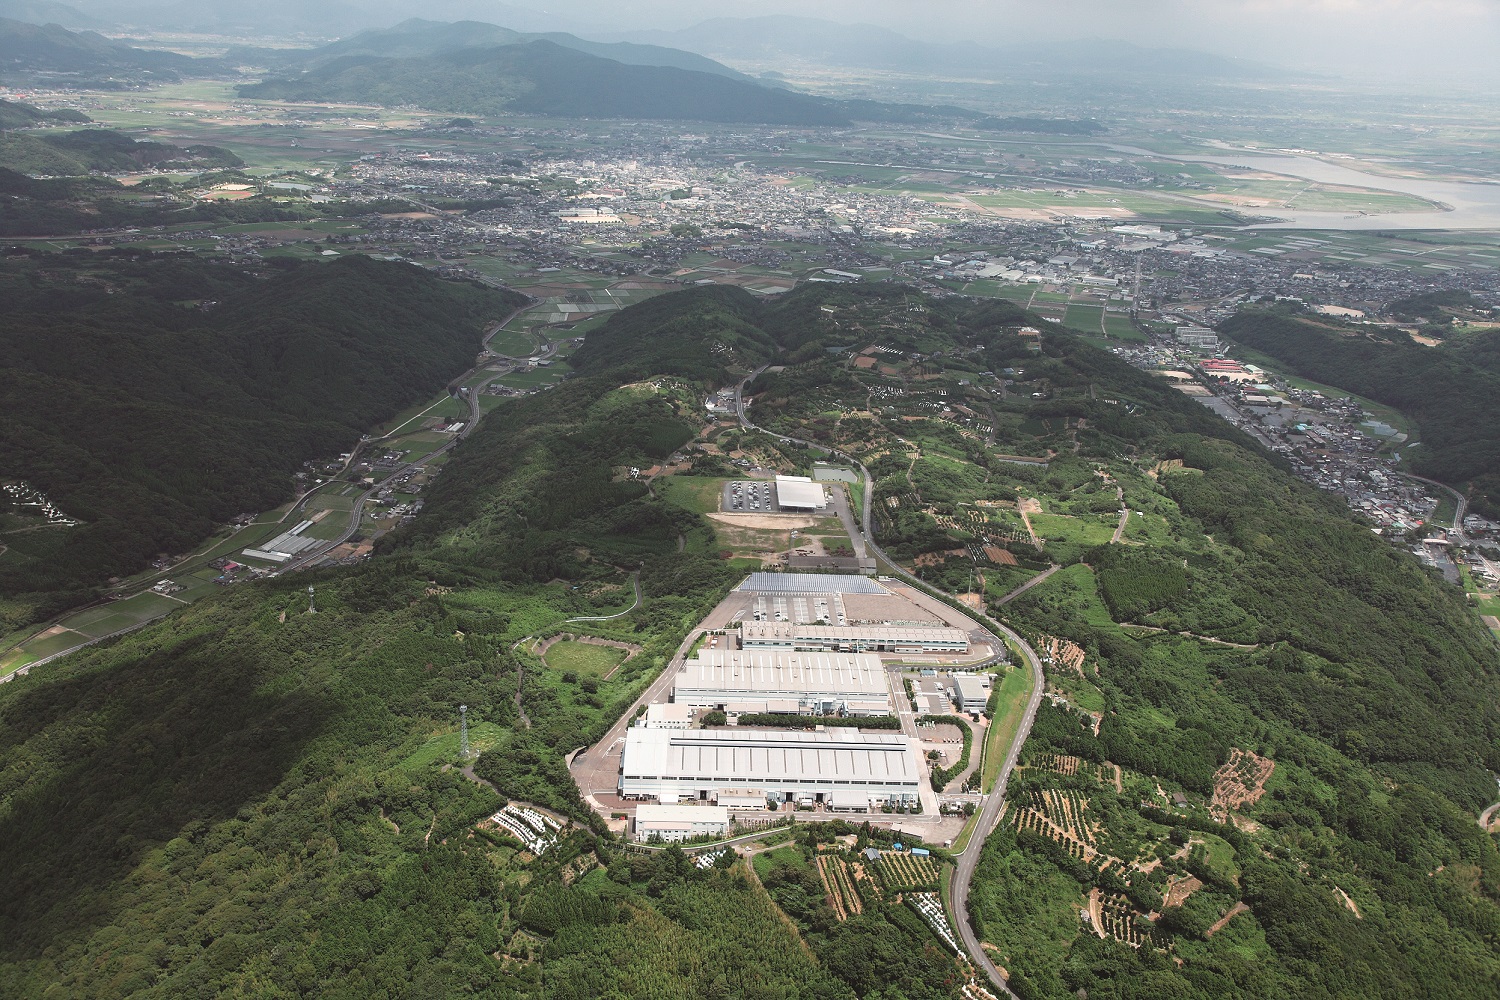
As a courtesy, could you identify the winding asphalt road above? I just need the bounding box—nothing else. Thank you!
[735,365,1045,995]
[564,572,642,623]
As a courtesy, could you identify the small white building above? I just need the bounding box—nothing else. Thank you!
[644,703,695,730]
[634,804,730,843]
[952,674,993,715]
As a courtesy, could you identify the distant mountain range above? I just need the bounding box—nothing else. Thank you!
[8,0,570,36]
[0,15,196,77]
[236,20,1107,130]
[611,15,1282,82]
[240,40,857,126]
[227,18,759,85]
[0,0,97,28]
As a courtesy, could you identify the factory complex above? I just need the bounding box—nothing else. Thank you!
[596,571,997,839]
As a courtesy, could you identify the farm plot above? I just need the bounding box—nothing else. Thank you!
[1090,888,1151,948]
[1012,788,1100,860]
[816,853,865,920]
[876,852,940,892]
[1210,748,1275,823]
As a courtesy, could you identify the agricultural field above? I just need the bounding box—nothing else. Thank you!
[876,851,941,892]
[815,852,867,920]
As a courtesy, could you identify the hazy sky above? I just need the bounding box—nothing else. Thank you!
[533,0,1500,77]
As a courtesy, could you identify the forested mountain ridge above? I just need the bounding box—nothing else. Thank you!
[0,282,1497,998]
[0,251,523,629]
[228,17,761,84]
[0,15,199,77]
[1219,307,1500,517]
[240,40,856,126]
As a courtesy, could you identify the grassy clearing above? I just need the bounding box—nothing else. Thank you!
[399,721,508,771]
[655,476,727,515]
[542,640,627,678]
[1031,512,1119,563]
[1063,304,1105,334]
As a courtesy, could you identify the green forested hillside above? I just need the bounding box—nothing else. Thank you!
[567,283,779,383]
[1219,308,1500,516]
[241,40,854,125]
[1,282,1498,998]
[0,97,89,128]
[0,251,523,626]
[0,129,242,175]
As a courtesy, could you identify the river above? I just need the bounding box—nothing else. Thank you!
[1106,144,1500,230]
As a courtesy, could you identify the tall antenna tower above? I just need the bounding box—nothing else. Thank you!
[459,705,470,760]
[307,585,316,614]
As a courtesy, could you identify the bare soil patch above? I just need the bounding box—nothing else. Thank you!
[1211,748,1275,823]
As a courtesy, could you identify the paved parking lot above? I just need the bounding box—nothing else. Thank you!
[723,480,780,513]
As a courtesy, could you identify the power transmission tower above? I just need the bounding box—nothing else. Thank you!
[307,585,316,614]
[459,705,470,760]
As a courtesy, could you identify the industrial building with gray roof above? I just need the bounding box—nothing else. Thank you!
[672,649,892,716]
[619,727,922,807]
[739,622,969,654]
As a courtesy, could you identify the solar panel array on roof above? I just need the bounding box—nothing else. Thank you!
[738,573,888,595]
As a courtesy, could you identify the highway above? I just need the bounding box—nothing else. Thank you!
[735,364,1045,996]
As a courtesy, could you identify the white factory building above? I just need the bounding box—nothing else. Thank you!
[739,622,969,655]
[620,728,922,808]
[643,703,694,729]
[952,674,993,715]
[774,475,827,511]
[673,649,892,716]
[634,804,730,843]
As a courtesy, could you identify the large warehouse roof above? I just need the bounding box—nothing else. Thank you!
[622,728,918,785]
[775,475,826,509]
[740,623,969,647]
[677,650,890,698]
[737,572,888,595]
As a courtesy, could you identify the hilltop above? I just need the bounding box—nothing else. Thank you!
[0,128,240,175]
